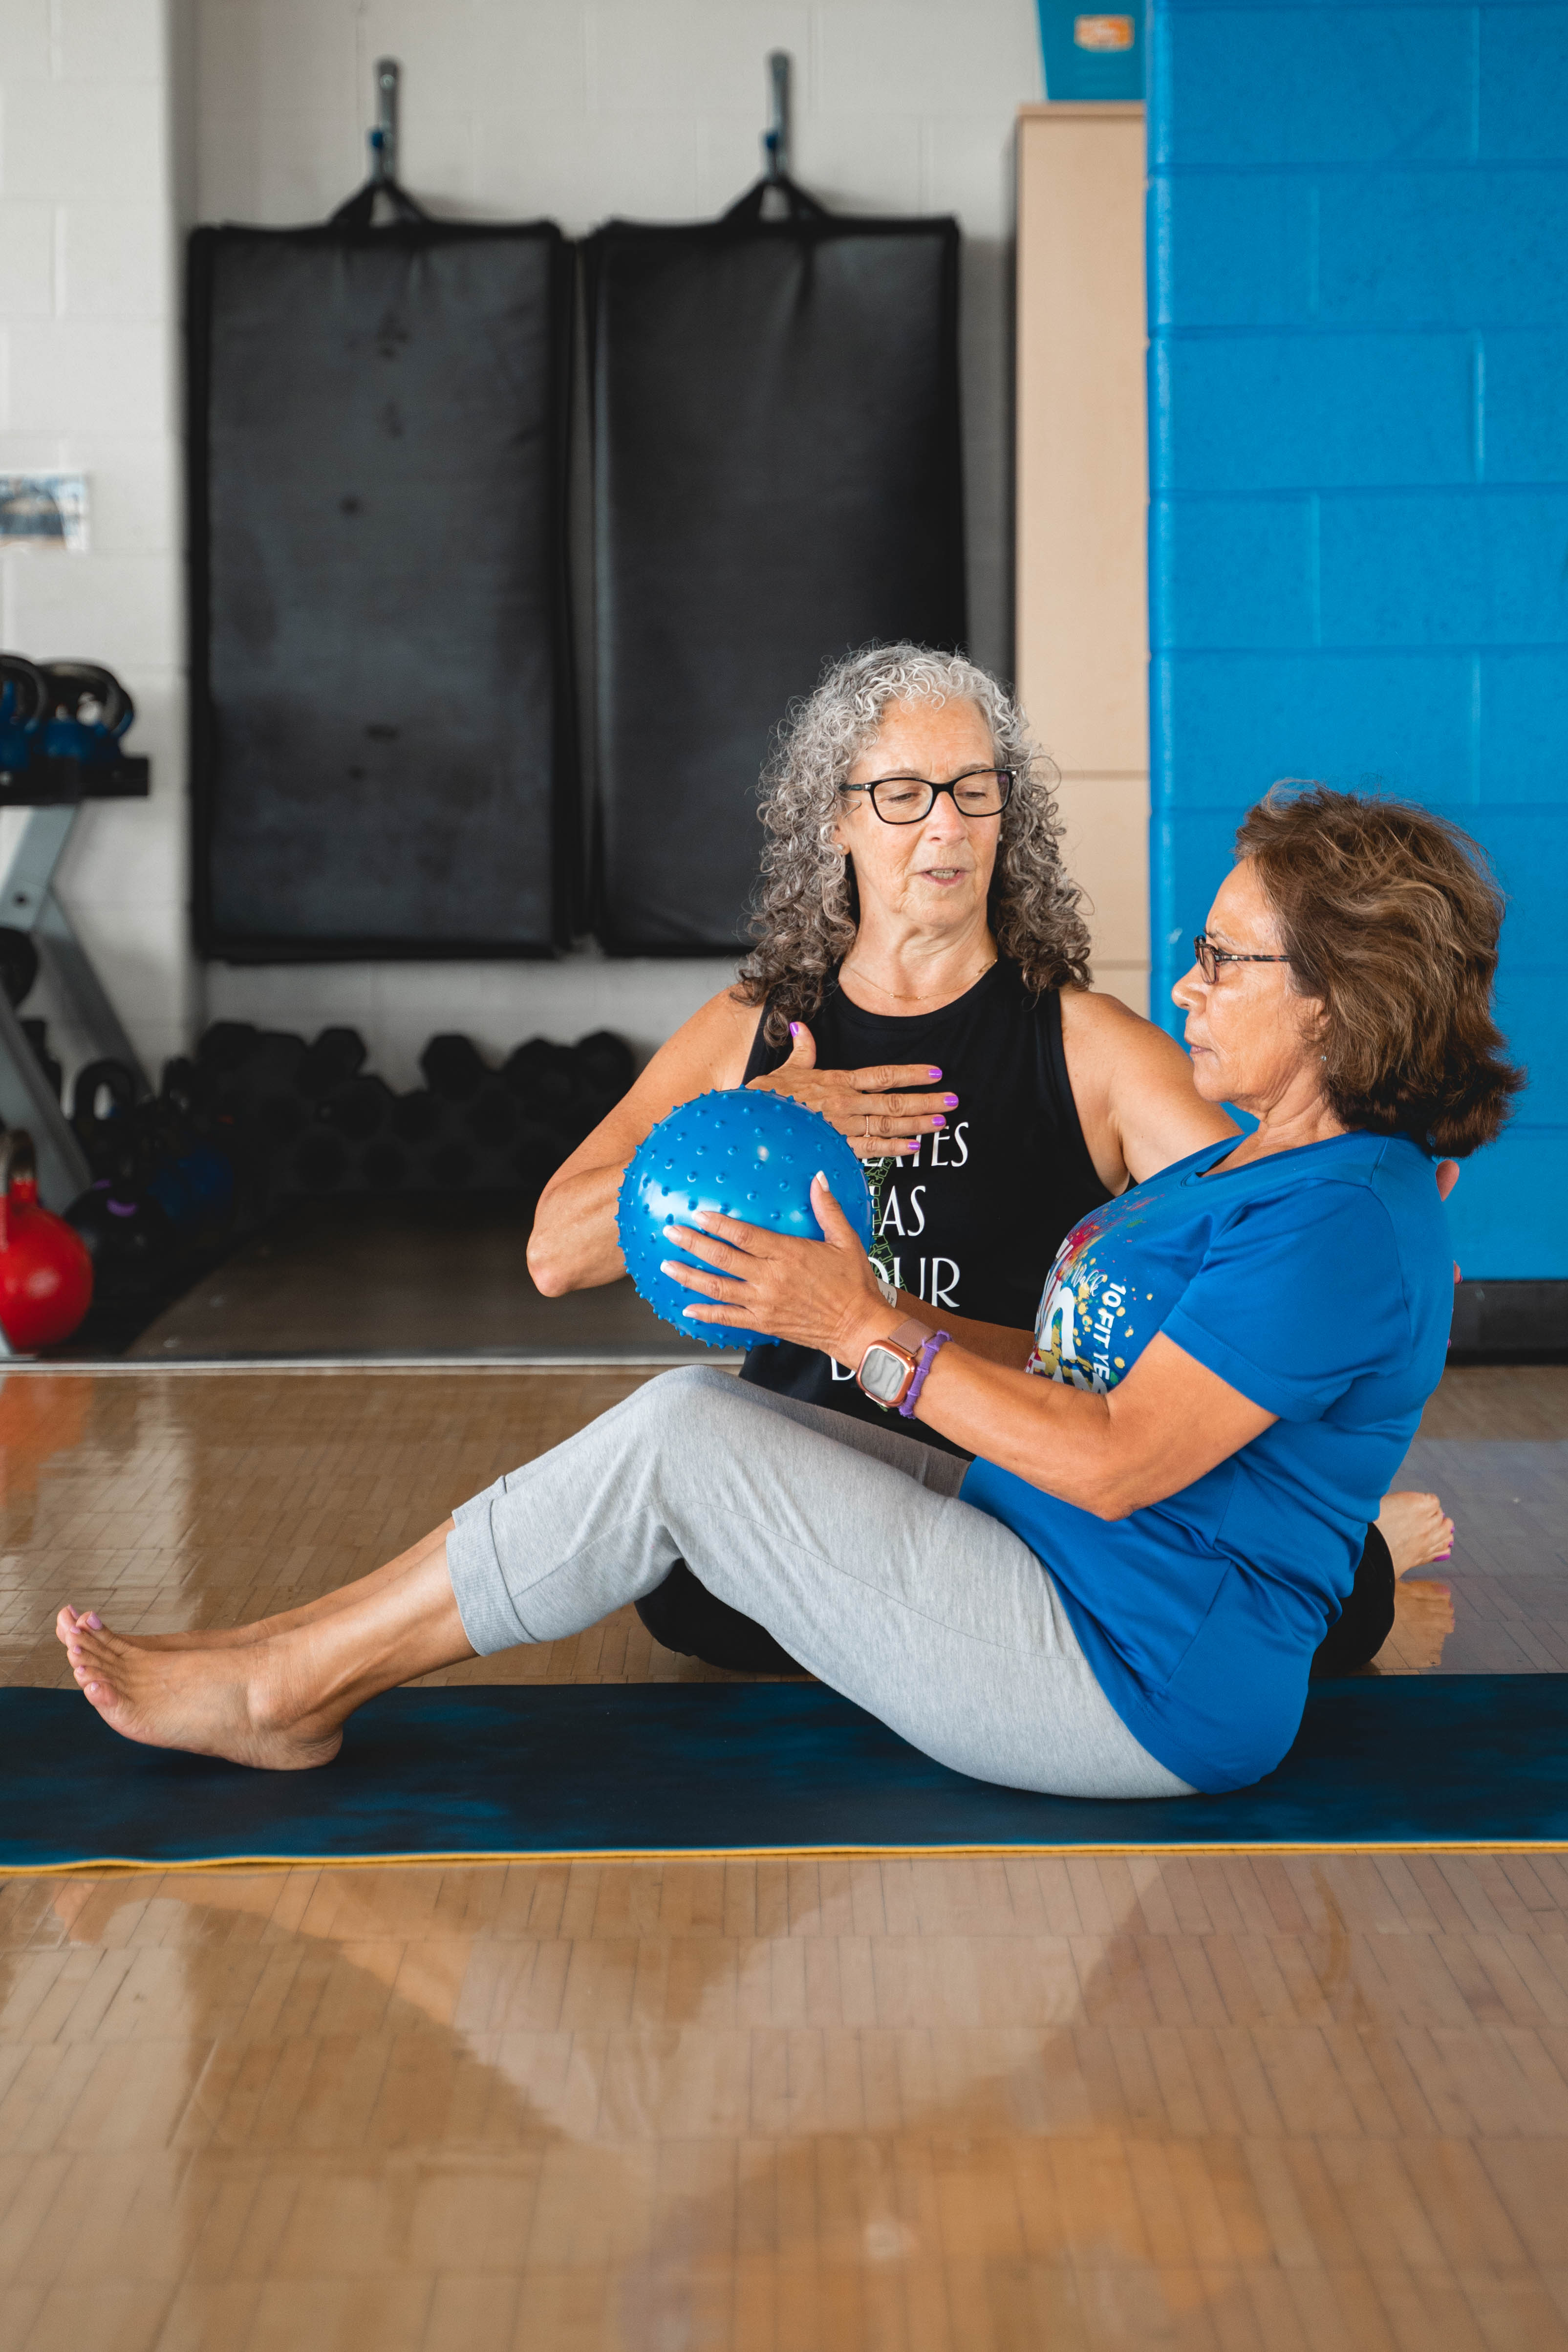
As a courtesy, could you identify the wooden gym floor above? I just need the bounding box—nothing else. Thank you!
[0,1362,1565,2351]
[124,1196,717,1364]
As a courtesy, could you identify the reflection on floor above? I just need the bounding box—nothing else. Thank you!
[0,1362,1565,2349]
[127,1195,724,1364]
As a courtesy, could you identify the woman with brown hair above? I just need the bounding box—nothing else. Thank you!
[530,646,1455,1674]
[57,786,1519,1797]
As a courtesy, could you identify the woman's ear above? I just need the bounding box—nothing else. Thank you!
[1300,995,1331,1061]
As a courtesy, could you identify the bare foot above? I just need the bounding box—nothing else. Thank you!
[53,1529,454,1662]
[56,1604,253,1655]
[57,1611,345,1770]
[1376,1490,1454,1577]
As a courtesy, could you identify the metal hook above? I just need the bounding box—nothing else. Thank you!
[762,51,790,182]
[368,56,399,186]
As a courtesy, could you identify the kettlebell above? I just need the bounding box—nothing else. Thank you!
[39,661,133,765]
[0,1131,94,1352]
[65,1148,174,1299]
[70,1058,138,1177]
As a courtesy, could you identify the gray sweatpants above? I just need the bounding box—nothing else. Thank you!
[447,1365,1193,1801]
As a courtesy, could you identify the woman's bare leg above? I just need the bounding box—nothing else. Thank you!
[52,1524,473,1770]
[56,1523,455,1657]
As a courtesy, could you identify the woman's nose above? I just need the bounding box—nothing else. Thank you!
[1170,964,1203,1012]
[922,793,967,837]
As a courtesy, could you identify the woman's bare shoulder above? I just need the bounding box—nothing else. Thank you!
[1058,983,1179,1058]
[637,982,764,1098]
[1058,985,1234,1183]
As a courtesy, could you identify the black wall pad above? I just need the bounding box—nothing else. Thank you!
[190,209,574,960]
[1450,1280,1568,1359]
[586,184,966,956]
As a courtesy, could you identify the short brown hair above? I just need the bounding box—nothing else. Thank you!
[1234,785,1524,1157]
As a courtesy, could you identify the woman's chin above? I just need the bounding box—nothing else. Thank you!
[1186,1050,1230,1101]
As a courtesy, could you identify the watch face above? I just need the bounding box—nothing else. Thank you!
[859,1345,909,1405]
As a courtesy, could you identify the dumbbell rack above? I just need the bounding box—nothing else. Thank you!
[0,759,152,1353]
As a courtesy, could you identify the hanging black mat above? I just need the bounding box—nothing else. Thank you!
[585,178,966,956]
[190,181,575,960]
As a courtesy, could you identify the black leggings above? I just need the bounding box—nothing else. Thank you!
[635,1523,1398,1682]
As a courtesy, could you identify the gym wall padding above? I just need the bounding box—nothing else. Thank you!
[190,212,574,961]
[586,189,967,956]
[1147,0,1568,1283]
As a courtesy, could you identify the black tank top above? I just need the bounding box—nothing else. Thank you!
[737,959,1112,1450]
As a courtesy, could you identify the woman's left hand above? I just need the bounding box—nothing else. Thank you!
[661,1176,891,1363]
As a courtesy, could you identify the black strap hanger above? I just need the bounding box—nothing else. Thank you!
[719,52,831,228]
[327,57,433,229]
[328,177,430,231]
[720,171,831,229]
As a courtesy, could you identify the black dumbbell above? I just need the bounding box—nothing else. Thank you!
[575,1030,635,1100]
[196,1021,260,1077]
[244,1031,308,1095]
[298,1026,368,1100]
[390,1089,446,1147]
[428,1138,477,1190]
[502,1037,577,1109]
[290,1131,351,1194]
[361,1140,409,1193]
[326,1074,395,1144]
[421,1034,491,1102]
[463,1084,519,1150]
[250,1090,309,1151]
[514,1123,570,1191]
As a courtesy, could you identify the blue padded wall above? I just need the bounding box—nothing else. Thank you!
[1148,0,1568,1279]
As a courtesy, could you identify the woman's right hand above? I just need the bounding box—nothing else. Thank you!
[746,1021,955,1159]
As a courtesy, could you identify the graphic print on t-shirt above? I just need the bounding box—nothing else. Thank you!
[1026,1209,1150,1393]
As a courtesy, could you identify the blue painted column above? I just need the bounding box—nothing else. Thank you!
[1147,0,1568,1278]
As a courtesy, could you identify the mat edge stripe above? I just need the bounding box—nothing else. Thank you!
[6,1837,1568,1876]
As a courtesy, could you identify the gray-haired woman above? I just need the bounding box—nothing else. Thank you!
[528,646,1454,1670]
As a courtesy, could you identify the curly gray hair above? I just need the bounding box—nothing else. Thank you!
[733,643,1093,1044]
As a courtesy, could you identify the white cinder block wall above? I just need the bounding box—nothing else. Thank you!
[7,0,1046,1093]
[0,0,194,1087]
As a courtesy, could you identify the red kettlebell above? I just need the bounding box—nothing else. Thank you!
[0,1131,93,1352]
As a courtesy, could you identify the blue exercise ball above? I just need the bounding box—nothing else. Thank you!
[617,1089,874,1349]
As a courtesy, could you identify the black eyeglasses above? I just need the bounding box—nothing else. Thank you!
[842,769,1014,824]
[1193,933,1291,984]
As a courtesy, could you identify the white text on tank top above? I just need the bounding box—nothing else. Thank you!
[828,1121,971,1379]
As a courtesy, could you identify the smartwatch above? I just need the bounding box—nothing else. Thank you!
[856,1316,938,1412]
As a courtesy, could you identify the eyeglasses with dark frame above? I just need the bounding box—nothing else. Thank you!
[842,769,1014,825]
[1192,933,1291,984]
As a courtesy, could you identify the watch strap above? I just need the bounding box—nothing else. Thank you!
[898,1330,951,1417]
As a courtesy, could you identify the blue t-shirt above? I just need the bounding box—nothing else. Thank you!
[960,1132,1453,1792]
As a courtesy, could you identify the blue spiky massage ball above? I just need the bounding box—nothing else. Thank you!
[617,1089,875,1349]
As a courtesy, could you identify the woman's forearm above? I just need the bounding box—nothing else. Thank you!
[665,1191,1276,1515]
[897,1298,1031,1369]
[527,1160,628,1295]
[905,1331,1272,1520]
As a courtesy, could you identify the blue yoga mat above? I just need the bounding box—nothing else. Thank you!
[0,1675,1563,1872]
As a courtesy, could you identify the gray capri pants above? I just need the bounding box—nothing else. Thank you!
[447,1365,1193,1801]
